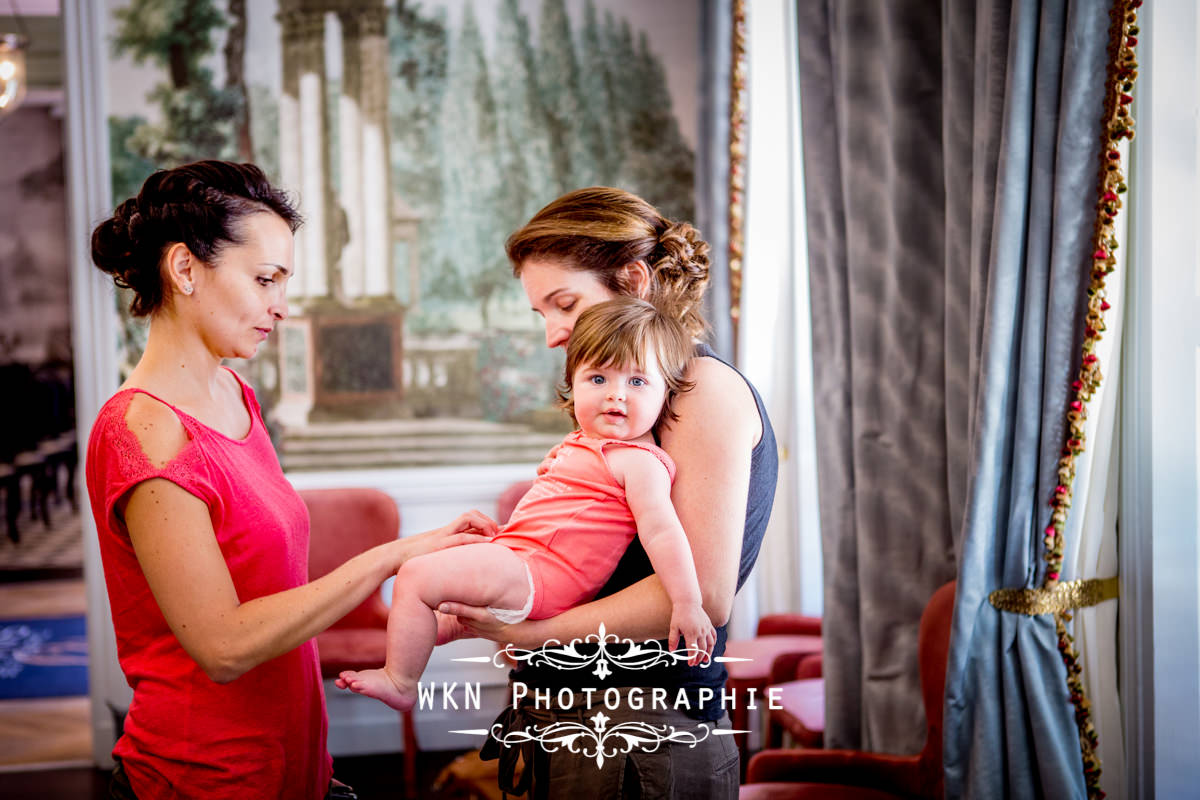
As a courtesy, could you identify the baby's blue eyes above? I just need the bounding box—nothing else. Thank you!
[586,375,647,387]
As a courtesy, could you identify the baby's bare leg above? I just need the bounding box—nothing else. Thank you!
[336,543,530,711]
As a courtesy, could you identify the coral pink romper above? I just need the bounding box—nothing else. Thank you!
[493,430,676,620]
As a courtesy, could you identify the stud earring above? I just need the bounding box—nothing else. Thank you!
[182,284,193,295]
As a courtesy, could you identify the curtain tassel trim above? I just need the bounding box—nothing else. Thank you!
[1022,1,1141,796]
[727,0,747,349]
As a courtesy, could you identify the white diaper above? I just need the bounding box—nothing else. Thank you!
[486,561,535,624]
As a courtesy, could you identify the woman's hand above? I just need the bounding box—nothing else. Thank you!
[395,510,498,565]
[436,601,545,649]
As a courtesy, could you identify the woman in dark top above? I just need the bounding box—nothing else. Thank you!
[440,187,777,799]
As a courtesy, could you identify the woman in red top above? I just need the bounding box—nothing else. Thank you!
[86,161,495,799]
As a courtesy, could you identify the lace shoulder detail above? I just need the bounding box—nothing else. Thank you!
[95,390,209,491]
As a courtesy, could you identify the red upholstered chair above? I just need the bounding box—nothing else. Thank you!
[739,581,956,800]
[724,614,823,770]
[303,488,419,798]
[765,652,824,749]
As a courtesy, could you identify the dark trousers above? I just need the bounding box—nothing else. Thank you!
[482,688,740,799]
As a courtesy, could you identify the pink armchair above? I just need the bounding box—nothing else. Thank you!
[303,488,419,799]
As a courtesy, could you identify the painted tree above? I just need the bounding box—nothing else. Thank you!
[579,0,618,182]
[389,0,449,209]
[536,0,599,191]
[618,30,695,221]
[109,115,158,204]
[492,0,556,226]
[603,15,639,184]
[111,0,239,166]
[430,3,509,327]
[224,0,253,162]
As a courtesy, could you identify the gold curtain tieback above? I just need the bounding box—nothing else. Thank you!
[988,576,1119,615]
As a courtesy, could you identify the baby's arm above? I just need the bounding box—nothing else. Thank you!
[606,446,716,665]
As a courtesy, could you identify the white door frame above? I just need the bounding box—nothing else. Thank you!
[1121,1,1200,797]
[62,0,127,766]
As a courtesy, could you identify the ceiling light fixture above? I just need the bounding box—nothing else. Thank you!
[0,1,29,117]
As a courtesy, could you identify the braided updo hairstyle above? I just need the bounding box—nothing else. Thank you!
[91,161,302,317]
[505,187,711,339]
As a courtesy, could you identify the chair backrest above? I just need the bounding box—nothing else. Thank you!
[303,488,399,630]
[918,580,956,796]
[497,479,534,525]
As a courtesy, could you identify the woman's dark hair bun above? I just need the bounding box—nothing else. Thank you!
[90,160,302,317]
[91,197,159,313]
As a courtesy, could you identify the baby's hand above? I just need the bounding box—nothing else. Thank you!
[668,602,716,666]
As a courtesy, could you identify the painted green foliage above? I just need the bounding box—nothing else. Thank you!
[397,0,696,329]
[109,0,242,188]
[107,0,696,331]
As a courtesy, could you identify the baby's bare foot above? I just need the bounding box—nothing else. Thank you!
[336,668,418,712]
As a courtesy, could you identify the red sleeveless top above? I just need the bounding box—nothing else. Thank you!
[85,372,332,799]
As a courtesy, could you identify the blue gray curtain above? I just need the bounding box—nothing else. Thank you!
[796,0,959,754]
[796,0,1113,795]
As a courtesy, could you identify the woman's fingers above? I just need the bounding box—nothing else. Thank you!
[438,602,492,623]
[447,532,494,547]
[455,509,499,535]
[434,602,511,642]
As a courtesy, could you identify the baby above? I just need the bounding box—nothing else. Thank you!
[337,297,716,711]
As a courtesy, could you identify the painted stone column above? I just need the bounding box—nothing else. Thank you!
[337,11,365,300]
[356,4,392,298]
[279,6,331,300]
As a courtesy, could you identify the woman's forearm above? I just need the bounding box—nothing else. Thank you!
[127,479,496,683]
[171,540,403,683]
[200,516,496,680]
[507,575,675,648]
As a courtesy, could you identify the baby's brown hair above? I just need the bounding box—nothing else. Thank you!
[558,297,695,429]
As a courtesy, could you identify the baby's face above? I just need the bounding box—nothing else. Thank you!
[571,356,667,441]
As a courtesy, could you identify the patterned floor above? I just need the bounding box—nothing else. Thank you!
[0,501,83,574]
[0,579,90,770]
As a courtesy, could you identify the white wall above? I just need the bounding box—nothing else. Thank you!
[737,0,822,627]
[1123,0,1200,796]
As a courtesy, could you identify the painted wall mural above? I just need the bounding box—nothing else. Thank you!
[106,0,701,469]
